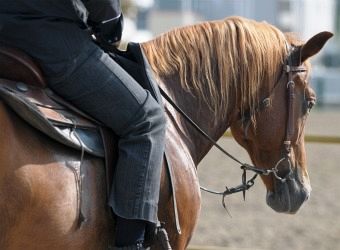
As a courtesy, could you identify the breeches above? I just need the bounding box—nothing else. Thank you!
[47,45,166,223]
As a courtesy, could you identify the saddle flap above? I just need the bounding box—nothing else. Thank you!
[0,79,105,157]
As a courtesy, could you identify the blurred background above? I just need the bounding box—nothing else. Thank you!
[121,1,340,249]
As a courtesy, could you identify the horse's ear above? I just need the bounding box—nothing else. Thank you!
[300,31,333,62]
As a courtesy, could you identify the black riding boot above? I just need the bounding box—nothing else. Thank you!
[114,217,146,247]
[112,242,148,250]
[112,217,172,250]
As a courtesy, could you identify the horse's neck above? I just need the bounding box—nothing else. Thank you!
[142,37,241,165]
[158,77,233,165]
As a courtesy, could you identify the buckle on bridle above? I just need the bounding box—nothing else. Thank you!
[283,65,292,73]
[287,80,295,88]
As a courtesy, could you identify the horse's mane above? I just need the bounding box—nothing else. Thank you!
[142,16,291,120]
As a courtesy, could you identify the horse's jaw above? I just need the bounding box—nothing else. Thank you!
[266,166,311,214]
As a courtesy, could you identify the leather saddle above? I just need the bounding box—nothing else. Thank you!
[0,43,161,195]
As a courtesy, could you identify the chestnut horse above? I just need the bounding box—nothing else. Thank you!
[0,16,332,249]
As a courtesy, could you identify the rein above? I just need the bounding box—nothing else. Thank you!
[159,47,308,204]
[160,86,267,203]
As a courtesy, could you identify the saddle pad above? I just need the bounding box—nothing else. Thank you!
[0,79,105,157]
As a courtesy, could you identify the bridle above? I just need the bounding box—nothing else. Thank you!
[267,46,309,182]
[159,44,308,202]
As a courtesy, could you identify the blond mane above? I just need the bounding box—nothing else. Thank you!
[142,16,290,120]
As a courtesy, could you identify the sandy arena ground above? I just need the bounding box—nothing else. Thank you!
[189,109,340,250]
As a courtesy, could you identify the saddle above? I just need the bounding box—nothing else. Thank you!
[0,43,161,195]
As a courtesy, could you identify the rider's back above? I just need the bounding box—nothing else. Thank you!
[0,0,94,77]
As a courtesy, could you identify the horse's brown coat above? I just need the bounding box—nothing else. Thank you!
[0,17,332,249]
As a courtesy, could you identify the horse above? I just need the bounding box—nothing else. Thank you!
[0,16,332,249]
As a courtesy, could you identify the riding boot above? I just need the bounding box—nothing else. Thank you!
[111,241,149,250]
[114,217,146,246]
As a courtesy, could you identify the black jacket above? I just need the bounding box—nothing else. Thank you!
[0,0,121,67]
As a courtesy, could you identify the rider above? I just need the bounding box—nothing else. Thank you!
[0,0,166,249]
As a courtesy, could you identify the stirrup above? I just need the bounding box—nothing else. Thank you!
[155,223,172,250]
[144,222,172,250]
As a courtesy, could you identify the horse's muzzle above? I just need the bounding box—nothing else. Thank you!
[266,166,311,213]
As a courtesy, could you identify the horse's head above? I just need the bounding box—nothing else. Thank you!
[230,31,333,214]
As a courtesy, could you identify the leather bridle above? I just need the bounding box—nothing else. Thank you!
[159,44,309,201]
[260,62,308,183]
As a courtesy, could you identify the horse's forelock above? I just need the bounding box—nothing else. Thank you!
[142,16,289,121]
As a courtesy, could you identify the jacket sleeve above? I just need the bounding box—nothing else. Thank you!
[82,0,121,24]
[82,0,123,45]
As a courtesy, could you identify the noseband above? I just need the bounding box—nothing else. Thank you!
[159,45,308,201]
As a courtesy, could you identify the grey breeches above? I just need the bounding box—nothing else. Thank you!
[47,45,166,223]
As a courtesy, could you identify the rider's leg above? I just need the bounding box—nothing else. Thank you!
[114,217,145,247]
[46,45,166,247]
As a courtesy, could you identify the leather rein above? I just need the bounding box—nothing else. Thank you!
[159,46,308,203]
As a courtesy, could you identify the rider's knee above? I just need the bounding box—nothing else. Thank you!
[122,92,166,137]
[142,93,167,134]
